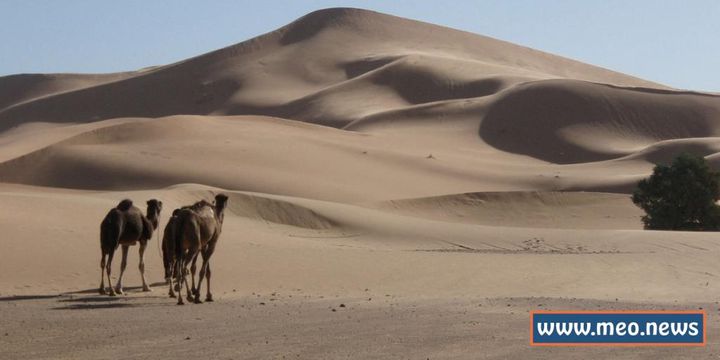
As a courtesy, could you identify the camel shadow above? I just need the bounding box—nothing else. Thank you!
[0,294,61,302]
[52,296,141,310]
[65,282,168,295]
[53,302,136,310]
[52,283,171,310]
[0,294,136,309]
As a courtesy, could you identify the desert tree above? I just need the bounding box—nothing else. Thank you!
[632,153,720,230]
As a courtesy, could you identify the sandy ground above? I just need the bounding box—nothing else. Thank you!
[0,184,718,359]
[2,296,719,359]
[1,7,720,359]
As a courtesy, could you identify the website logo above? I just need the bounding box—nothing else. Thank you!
[530,310,705,346]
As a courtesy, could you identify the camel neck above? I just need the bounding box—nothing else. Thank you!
[146,209,159,229]
[214,205,225,224]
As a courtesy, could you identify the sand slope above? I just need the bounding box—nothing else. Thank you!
[0,8,669,130]
[0,72,136,111]
[1,7,720,359]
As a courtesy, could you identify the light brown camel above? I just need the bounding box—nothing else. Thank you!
[171,194,228,305]
[99,199,162,296]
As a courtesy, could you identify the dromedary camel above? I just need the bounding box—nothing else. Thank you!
[171,194,229,305]
[162,206,202,299]
[99,199,163,296]
[162,208,181,285]
[162,206,203,298]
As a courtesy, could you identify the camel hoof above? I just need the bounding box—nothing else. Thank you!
[205,296,214,302]
[187,295,194,303]
[177,301,184,306]
[108,291,117,297]
[142,286,152,292]
[99,288,107,295]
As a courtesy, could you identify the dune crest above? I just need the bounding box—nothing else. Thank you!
[0,8,672,130]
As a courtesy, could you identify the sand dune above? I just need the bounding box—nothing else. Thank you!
[0,8,669,130]
[0,72,136,111]
[371,191,643,229]
[2,7,720,359]
[481,79,720,163]
[1,183,717,302]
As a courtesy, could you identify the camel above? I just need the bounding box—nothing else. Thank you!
[161,208,181,285]
[162,206,203,299]
[162,207,202,299]
[171,193,229,305]
[99,199,162,296]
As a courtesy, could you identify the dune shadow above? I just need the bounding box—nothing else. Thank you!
[478,79,719,164]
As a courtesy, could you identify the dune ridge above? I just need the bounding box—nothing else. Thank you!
[0,8,674,130]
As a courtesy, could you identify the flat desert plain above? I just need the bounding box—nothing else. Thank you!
[1,8,720,359]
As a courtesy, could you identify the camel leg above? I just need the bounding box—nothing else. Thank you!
[163,242,172,285]
[204,261,213,302]
[176,257,185,305]
[202,243,216,302]
[99,252,107,295]
[195,248,214,304]
[114,245,129,294]
[168,260,176,298]
[181,253,197,302]
[138,241,151,292]
[194,260,207,304]
[190,255,198,296]
[106,247,117,296]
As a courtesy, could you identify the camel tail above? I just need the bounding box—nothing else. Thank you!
[162,217,176,281]
[173,211,189,265]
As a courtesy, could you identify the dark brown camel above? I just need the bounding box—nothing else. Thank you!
[99,199,162,296]
[162,207,198,299]
[162,208,181,286]
[171,194,228,305]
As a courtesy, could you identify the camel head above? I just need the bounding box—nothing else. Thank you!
[214,194,229,221]
[146,199,163,224]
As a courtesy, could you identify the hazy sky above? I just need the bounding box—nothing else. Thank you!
[1,0,718,91]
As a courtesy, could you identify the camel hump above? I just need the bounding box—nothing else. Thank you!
[116,199,133,211]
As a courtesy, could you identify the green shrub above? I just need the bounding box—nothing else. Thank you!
[632,153,720,230]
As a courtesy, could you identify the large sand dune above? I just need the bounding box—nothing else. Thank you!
[1,7,719,359]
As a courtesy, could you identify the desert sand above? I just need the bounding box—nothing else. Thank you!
[1,8,720,359]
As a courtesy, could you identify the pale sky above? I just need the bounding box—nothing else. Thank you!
[1,0,718,91]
